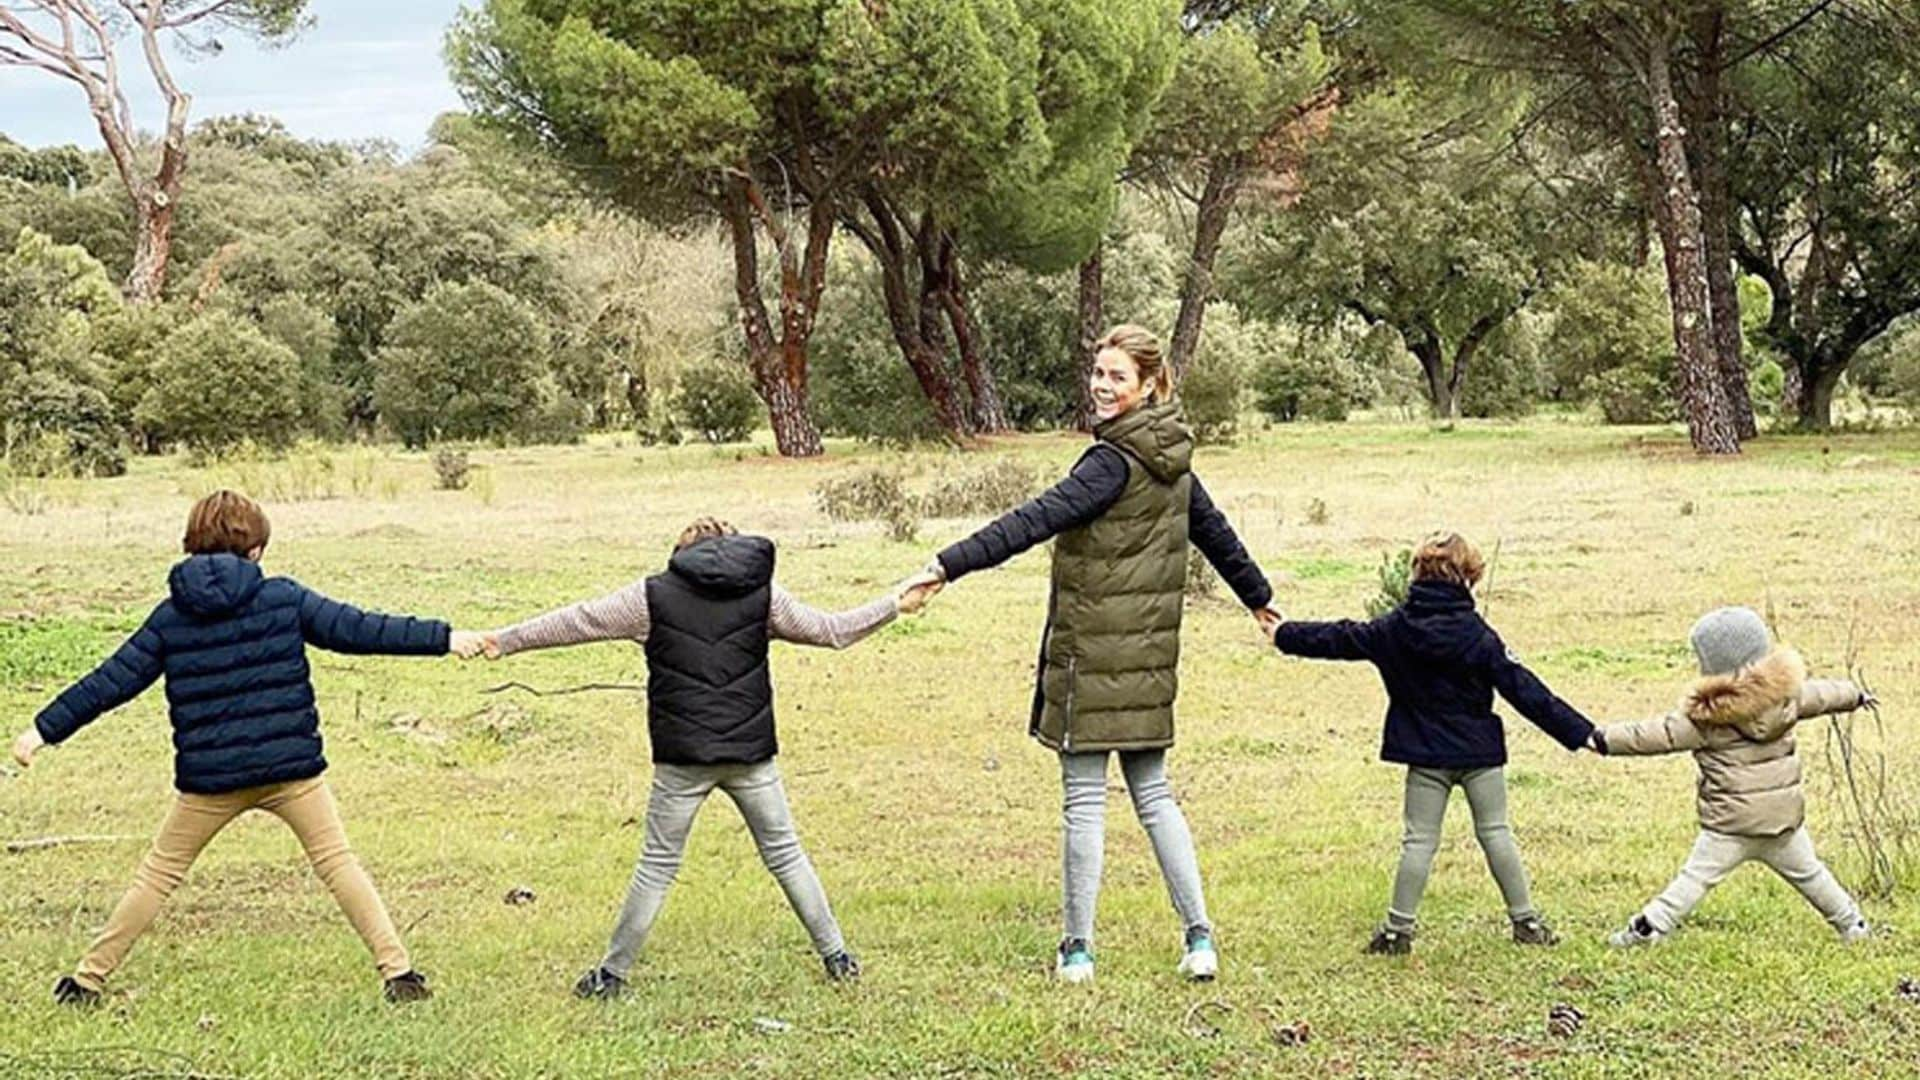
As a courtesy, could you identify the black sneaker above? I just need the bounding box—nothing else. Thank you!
[53,976,100,1007]
[1365,926,1414,956]
[573,966,628,1000]
[1512,915,1559,946]
[383,970,432,1003]
[823,951,861,983]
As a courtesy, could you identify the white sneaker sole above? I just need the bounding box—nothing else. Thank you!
[1178,950,1218,982]
[1055,962,1095,985]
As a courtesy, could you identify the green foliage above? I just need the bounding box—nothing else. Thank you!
[1253,325,1370,423]
[673,362,761,445]
[1538,259,1675,424]
[1366,547,1414,618]
[919,460,1038,517]
[814,468,921,542]
[137,311,302,455]
[0,227,128,476]
[811,258,948,446]
[373,281,555,448]
[1180,301,1253,443]
[433,447,472,491]
[1458,317,1541,419]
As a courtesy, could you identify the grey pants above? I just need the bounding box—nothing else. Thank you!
[1061,750,1209,945]
[600,760,844,977]
[1641,826,1860,934]
[1387,766,1536,931]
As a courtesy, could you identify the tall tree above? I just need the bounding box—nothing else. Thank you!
[450,0,845,457]
[0,1,310,303]
[1129,2,1343,380]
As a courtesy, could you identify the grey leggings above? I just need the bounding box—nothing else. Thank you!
[1061,750,1210,945]
[1387,766,1536,931]
[600,760,843,977]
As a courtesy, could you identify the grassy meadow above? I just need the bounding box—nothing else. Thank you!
[3,417,1920,1077]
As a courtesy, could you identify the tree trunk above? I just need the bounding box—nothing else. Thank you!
[933,236,1010,433]
[1407,334,1455,422]
[126,192,175,304]
[1798,360,1843,431]
[1075,245,1103,431]
[846,190,972,444]
[1781,361,1804,419]
[1646,37,1740,455]
[722,178,825,458]
[1686,9,1757,441]
[1168,157,1242,381]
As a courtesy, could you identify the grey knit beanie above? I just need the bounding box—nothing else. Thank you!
[1690,606,1773,675]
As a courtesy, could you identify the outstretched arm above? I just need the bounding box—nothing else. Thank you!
[1486,638,1595,752]
[1596,710,1705,756]
[933,446,1128,583]
[297,587,450,656]
[30,618,165,748]
[492,581,651,657]
[1797,678,1866,720]
[1188,475,1274,611]
[1274,617,1382,661]
[769,585,898,649]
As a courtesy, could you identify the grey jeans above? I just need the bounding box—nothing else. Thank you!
[1061,750,1209,945]
[1641,826,1860,933]
[599,760,844,977]
[1387,765,1536,931]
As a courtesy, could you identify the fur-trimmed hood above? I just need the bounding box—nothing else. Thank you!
[1685,646,1806,741]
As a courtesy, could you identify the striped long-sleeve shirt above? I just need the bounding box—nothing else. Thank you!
[495,580,898,656]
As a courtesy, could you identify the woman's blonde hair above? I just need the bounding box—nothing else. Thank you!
[1411,531,1485,588]
[1095,324,1176,404]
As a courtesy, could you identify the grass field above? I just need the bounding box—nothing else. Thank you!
[4,418,1919,1077]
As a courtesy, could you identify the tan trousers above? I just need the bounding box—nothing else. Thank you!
[74,776,410,990]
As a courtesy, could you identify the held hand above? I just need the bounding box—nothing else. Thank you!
[1253,603,1284,638]
[482,633,502,660]
[449,630,487,660]
[895,571,945,615]
[12,727,44,769]
[1859,688,1879,711]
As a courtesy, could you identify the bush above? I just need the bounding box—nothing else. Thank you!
[255,295,345,440]
[1254,327,1367,423]
[1366,547,1413,618]
[814,467,919,542]
[137,311,302,456]
[810,263,948,446]
[433,447,471,490]
[919,460,1038,517]
[373,281,554,448]
[0,227,128,476]
[1540,260,1675,422]
[1180,302,1253,444]
[1458,317,1541,419]
[673,362,760,444]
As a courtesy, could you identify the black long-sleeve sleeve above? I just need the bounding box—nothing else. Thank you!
[1273,618,1383,661]
[1485,633,1594,751]
[1187,475,1272,609]
[935,446,1129,581]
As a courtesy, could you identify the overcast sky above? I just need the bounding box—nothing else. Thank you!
[2,1,469,151]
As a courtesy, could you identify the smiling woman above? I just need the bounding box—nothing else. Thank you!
[921,322,1285,985]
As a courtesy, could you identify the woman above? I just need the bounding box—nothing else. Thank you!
[925,324,1280,984]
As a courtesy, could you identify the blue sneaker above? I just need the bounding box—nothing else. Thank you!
[1055,938,1094,984]
[1178,925,1217,982]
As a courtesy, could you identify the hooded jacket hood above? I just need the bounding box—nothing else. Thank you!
[168,553,267,618]
[1096,402,1193,484]
[1686,645,1806,742]
[1395,579,1484,664]
[666,534,776,599]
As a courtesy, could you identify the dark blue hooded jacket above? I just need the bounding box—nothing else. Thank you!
[33,553,449,794]
[1273,579,1593,769]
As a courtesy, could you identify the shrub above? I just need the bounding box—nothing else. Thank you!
[919,461,1037,517]
[1180,303,1253,444]
[0,226,128,475]
[1459,317,1541,419]
[137,311,302,456]
[1254,328,1366,423]
[433,447,471,490]
[673,362,760,444]
[373,281,553,448]
[1366,547,1413,618]
[814,467,920,542]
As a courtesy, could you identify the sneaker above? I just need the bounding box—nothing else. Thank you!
[1840,918,1872,945]
[1365,925,1414,956]
[573,966,628,1000]
[52,976,100,1008]
[1055,938,1094,984]
[823,951,862,982]
[382,970,433,1003]
[1511,915,1559,947]
[1178,925,1218,982]
[1608,915,1663,948]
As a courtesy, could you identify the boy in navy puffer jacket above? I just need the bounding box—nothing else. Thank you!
[11,491,475,1006]
[1270,532,1595,955]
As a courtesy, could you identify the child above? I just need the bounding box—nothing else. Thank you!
[463,517,938,998]
[9,490,470,1006]
[1596,606,1873,946]
[1269,532,1594,954]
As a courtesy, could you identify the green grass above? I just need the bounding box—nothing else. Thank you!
[3,417,1919,1077]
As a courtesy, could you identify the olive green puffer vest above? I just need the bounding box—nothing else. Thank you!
[1034,403,1193,752]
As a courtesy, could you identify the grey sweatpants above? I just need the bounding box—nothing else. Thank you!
[1640,826,1860,934]
[1061,750,1210,945]
[1387,765,1536,930]
[599,760,844,977]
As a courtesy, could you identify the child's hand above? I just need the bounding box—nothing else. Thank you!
[1860,688,1879,710]
[12,727,44,769]
[1587,730,1608,755]
[482,633,502,660]
[895,571,944,615]
[1253,604,1283,639]
[449,631,487,660]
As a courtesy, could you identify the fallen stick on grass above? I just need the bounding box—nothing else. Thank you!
[483,681,646,697]
[5,833,139,854]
